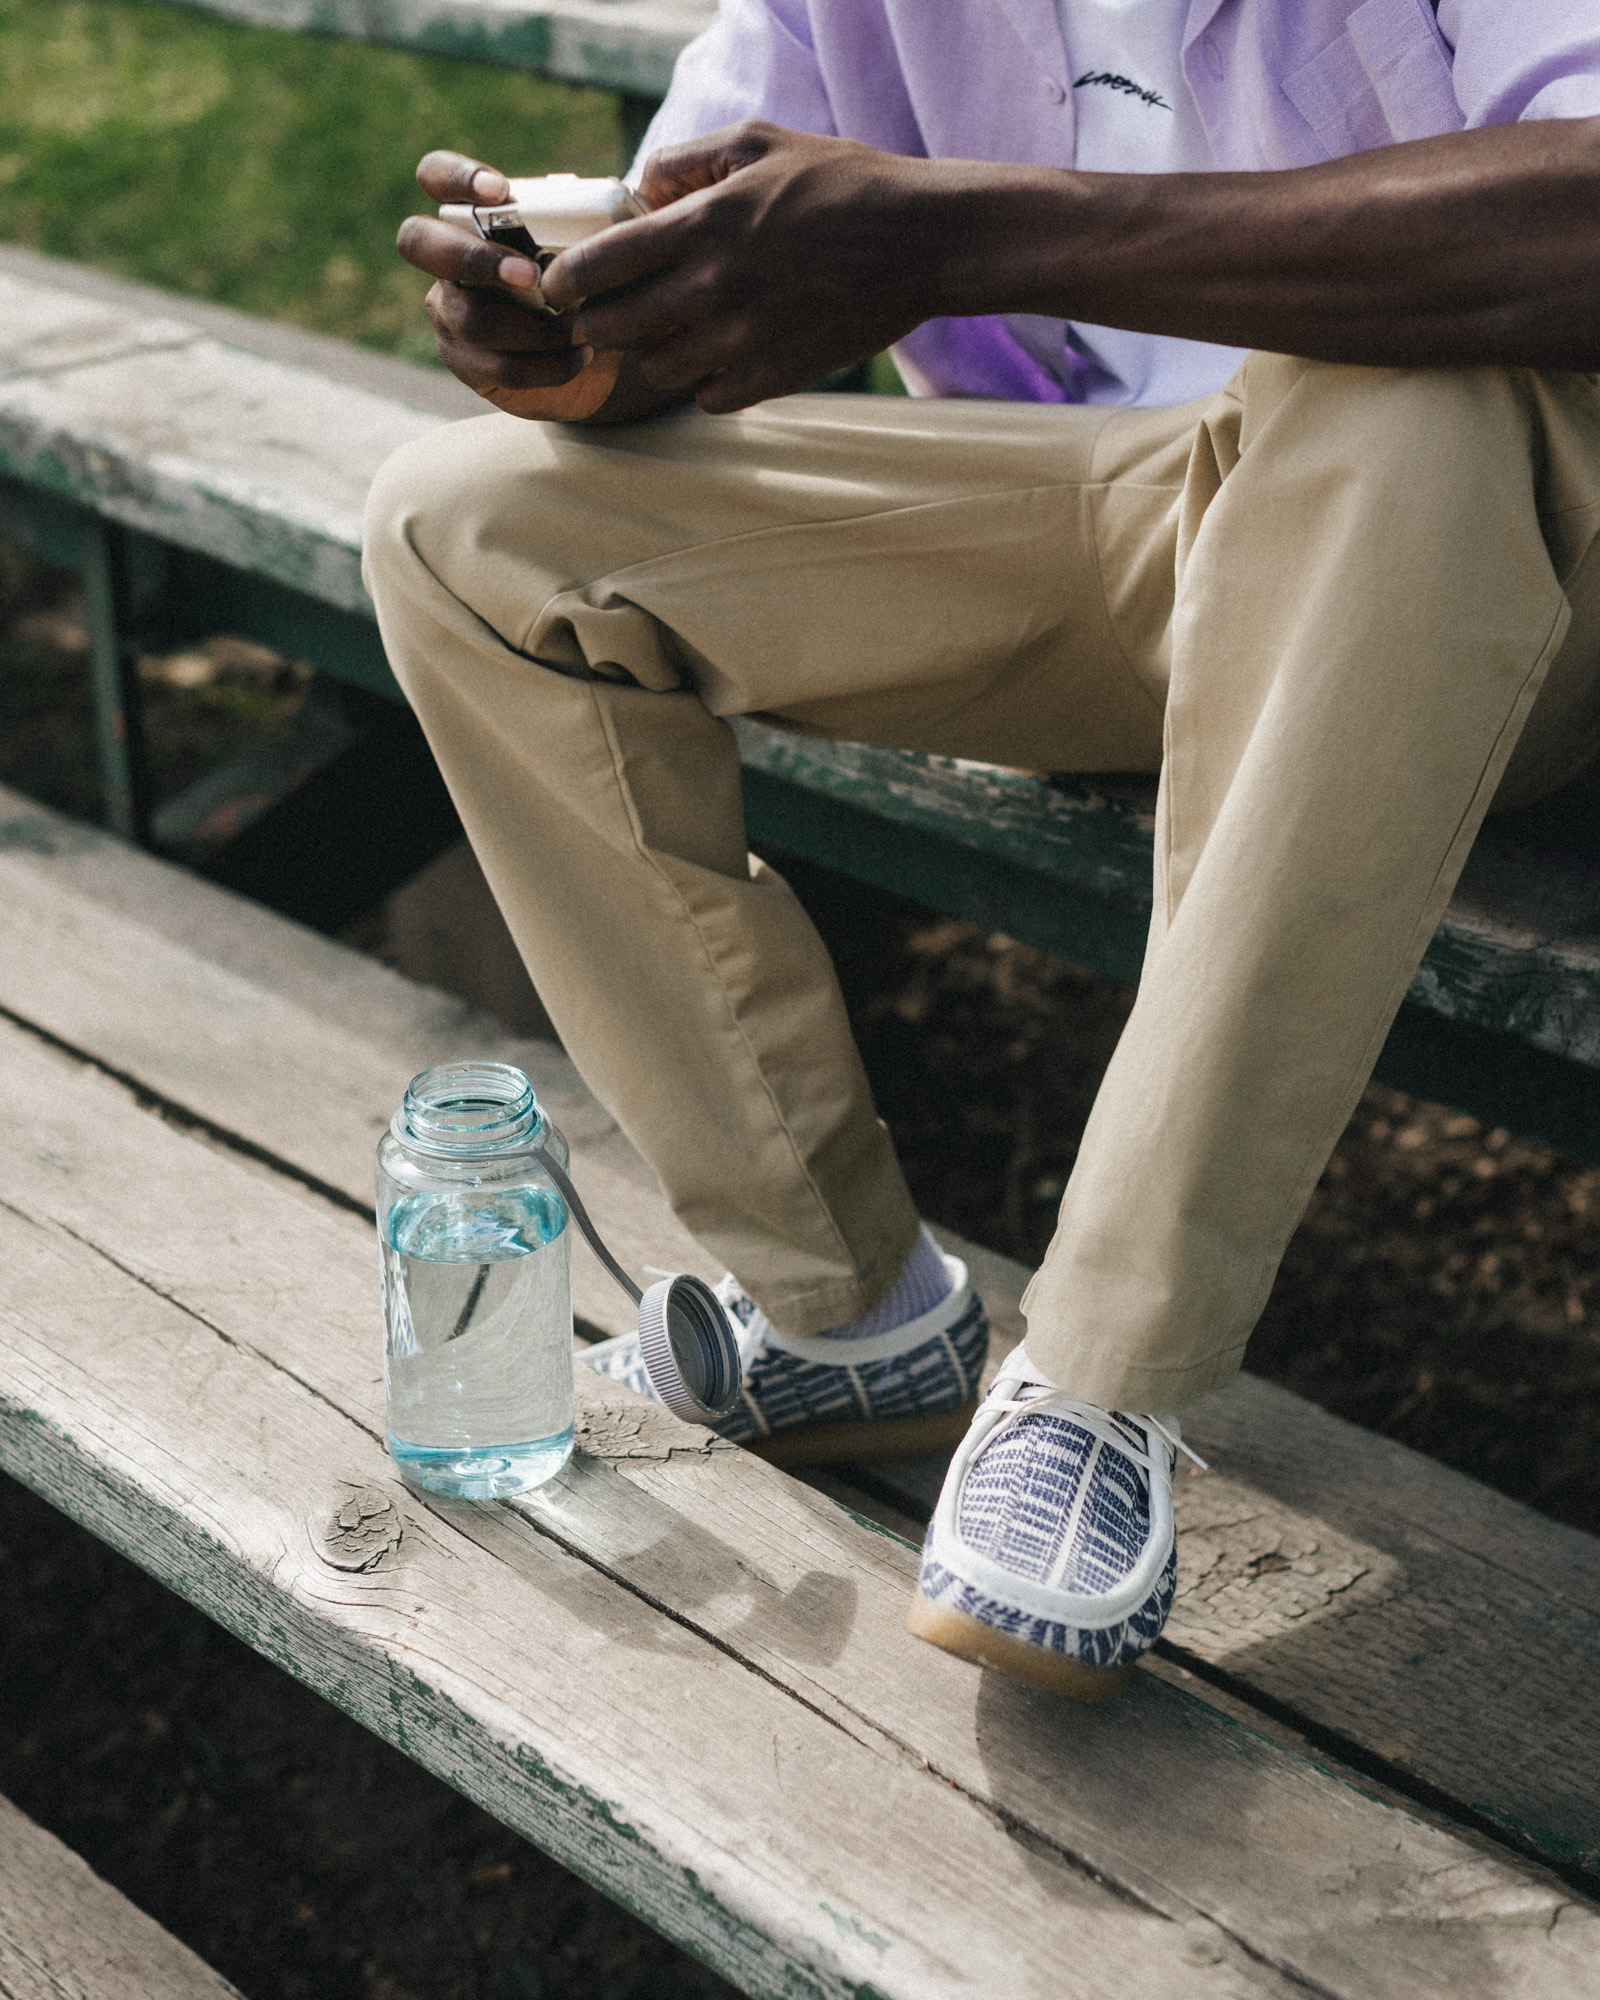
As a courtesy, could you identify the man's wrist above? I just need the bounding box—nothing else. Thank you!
[917,120,1600,374]
[916,161,1112,323]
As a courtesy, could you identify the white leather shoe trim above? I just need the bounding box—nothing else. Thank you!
[745,1255,974,1366]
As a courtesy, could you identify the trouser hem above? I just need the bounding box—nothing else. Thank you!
[748,1215,923,1339]
[1021,1334,1246,1417]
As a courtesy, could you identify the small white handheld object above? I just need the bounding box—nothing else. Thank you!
[439,173,649,310]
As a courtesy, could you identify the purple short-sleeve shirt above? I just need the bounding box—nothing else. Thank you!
[636,0,1600,406]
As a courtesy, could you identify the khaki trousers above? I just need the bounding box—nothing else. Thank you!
[363,355,1600,1411]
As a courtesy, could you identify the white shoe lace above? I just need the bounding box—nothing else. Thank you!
[708,1273,770,1371]
[985,1376,1208,1485]
[971,1375,1206,1596]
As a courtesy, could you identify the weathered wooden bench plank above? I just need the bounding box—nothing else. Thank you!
[0,272,433,623]
[882,1381,1600,1891]
[7,1016,1282,2000]
[3,784,1600,1902]
[0,16,1584,1980]
[0,244,483,421]
[0,785,707,1344]
[732,721,1600,1163]
[733,720,1599,1048]
[8,988,1600,1996]
[147,0,713,98]
[0,1792,242,2000]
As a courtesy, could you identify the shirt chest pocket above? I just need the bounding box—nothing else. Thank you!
[1281,0,1463,159]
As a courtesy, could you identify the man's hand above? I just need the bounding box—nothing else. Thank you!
[549,116,1600,395]
[398,152,664,422]
[542,124,956,412]
[408,112,1600,423]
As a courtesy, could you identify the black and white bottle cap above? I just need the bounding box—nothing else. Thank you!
[636,1275,741,1422]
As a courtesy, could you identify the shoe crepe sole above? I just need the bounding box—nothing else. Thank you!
[746,1398,979,1470]
[906,1596,1136,1703]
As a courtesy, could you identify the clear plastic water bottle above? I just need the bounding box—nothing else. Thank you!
[377,1061,575,1498]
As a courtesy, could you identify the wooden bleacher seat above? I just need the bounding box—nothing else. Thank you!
[156,0,712,103]
[2,780,1599,1996]
[2,13,1599,1963]
[0,1790,240,2000]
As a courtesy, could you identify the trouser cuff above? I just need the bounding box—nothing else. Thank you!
[1019,1329,1245,1416]
[740,1217,922,1340]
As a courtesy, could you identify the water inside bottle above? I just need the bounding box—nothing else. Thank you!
[382,1183,574,1497]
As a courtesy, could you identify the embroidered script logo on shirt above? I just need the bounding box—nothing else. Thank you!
[1075,71,1173,111]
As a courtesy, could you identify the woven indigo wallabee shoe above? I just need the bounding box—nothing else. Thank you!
[908,1345,1198,1701]
[581,1252,989,1469]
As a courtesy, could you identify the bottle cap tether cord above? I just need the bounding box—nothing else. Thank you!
[529,1141,741,1424]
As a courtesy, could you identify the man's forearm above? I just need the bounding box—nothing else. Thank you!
[946,117,1600,372]
[546,117,1600,411]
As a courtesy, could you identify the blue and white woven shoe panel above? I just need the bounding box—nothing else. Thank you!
[956,1411,1151,1595]
[914,1351,1181,1671]
[582,1254,987,1448]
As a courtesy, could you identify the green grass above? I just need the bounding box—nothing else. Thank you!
[0,0,620,359]
[0,0,906,386]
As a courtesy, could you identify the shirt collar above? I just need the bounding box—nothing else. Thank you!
[1182,0,1231,53]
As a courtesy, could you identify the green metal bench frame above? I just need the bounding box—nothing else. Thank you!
[146,0,707,157]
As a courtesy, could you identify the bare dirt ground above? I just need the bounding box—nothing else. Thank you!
[2,543,1596,1998]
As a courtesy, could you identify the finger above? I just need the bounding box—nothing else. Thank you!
[398,214,543,295]
[540,192,712,312]
[632,317,760,397]
[694,363,792,415]
[546,126,780,309]
[634,121,779,207]
[674,329,864,413]
[569,261,715,353]
[484,349,624,424]
[434,327,588,395]
[428,282,580,352]
[415,149,510,204]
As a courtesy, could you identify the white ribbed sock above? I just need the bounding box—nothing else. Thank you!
[821,1225,952,1340]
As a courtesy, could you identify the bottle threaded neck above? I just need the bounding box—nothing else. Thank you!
[395,1061,542,1157]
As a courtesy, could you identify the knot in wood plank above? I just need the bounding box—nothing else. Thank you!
[321,1484,402,1571]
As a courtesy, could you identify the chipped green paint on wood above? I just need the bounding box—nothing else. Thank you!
[734,718,1155,985]
[0,415,370,615]
[174,545,403,700]
[733,720,1600,1123]
[0,476,84,574]
[1,1018,1324,2000]
[0,297,444,617]
[7,787,1600,1908]
[145,0,711,95]
[0,1414,836,2000]
[1409,829,1600,1069]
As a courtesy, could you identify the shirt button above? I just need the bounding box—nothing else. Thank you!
[1202,35,1223,78]
[1043,76,1066,103]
